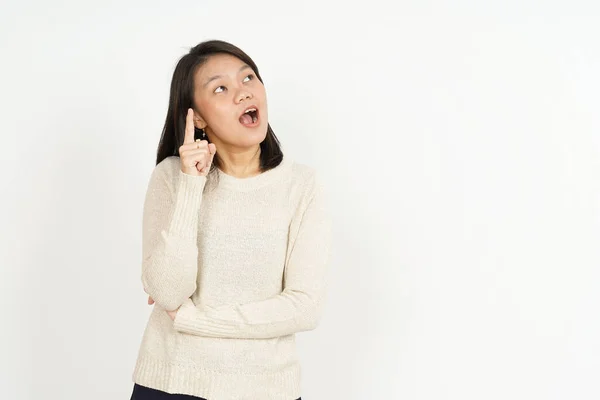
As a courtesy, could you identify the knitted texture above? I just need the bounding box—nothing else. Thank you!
[132,155,332,400]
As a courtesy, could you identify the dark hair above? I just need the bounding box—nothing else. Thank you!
[155,39,284,173]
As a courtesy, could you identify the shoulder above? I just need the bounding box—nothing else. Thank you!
[286,159,322,190]
[284,160,331,229]
[284,159,327,207]
[147,156,182,189]
[154,156,180,176]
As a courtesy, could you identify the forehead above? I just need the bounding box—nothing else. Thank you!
[196,53,248,79]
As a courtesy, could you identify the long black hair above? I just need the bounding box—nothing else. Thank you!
[155,39,284,173]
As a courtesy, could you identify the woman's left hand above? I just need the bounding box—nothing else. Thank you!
[166,309,178,321]
[147,295,179,321]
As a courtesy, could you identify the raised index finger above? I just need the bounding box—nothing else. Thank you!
[183,108,195,144]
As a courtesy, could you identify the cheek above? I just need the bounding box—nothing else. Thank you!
[200,101,231,128]
[255,87,268,116]
[257,85,267,99]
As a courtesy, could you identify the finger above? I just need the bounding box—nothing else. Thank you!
[183,108,195,144]
[180,147,210,158]
[199,147,216,174]
[182,150,211,169]
[208,143,217,155]
[180,140,209,153]
[205,144,217,170]
[198,161,209,174]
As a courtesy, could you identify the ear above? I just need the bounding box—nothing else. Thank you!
[193,111,208,129]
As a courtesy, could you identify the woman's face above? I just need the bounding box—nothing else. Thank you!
[192,53,268,149]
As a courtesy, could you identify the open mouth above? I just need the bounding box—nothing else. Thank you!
[239,107,260,127]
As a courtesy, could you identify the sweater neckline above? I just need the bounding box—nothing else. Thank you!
[213,155,291,191]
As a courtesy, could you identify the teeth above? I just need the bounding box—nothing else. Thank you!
[244,108,256,114]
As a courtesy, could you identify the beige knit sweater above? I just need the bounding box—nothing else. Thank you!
[131,154,331,400]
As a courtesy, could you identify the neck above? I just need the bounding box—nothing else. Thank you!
[216,145,262,178]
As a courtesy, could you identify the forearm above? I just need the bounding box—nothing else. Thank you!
[173,289,325,339]
[141,169,206,310]
[141,234,198,311]
[172,171,332,337]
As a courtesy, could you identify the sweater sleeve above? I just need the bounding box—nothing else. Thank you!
[173,173,332,339]
[141,159,207,311]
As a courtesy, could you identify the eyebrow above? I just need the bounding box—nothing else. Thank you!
[203,64,253,88]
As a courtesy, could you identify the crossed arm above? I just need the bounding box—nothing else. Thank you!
[143,167,331,339]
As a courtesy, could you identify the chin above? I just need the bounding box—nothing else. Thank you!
[242,125,268,143]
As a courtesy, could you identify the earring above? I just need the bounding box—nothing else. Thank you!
[193,114,207,139]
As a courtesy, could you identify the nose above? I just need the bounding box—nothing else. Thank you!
[236,90,252,103]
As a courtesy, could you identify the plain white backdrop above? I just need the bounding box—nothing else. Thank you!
[1,1,599,399]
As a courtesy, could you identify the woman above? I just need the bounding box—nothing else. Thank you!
[130,39,332,400]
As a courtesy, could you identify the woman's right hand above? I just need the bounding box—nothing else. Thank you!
[179,108,217,177]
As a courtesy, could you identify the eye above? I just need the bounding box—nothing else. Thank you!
[243,74,254,83]
[214,85,226,94]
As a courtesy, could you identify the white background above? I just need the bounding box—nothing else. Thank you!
[1,1,599,399]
